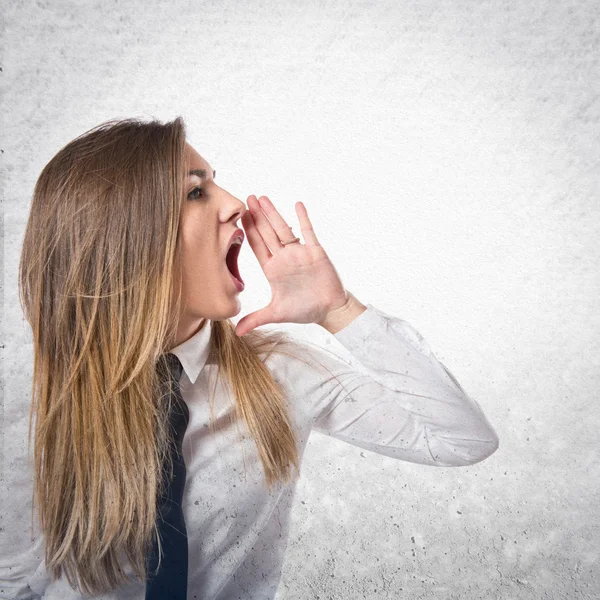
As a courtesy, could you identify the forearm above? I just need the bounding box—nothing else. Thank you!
[312,302,499,466]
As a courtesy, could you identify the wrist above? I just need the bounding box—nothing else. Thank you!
[318,291,368,335]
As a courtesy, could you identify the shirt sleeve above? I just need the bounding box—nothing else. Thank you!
[284,303,499,467]
[0,533,47,600]
[0,414,50,599]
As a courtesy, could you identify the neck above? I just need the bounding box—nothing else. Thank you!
[172,317,207,350]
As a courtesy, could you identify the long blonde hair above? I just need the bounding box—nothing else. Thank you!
[18,117,339,595]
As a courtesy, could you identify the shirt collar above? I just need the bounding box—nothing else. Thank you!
[168,319,213,385]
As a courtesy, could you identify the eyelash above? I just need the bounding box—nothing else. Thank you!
[188,186,206,200]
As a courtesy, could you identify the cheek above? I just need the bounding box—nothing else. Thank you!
[179,213,225,285]
[180,216,207,262]
[180,232,221,281]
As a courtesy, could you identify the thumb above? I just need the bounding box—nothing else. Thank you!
[235,306,274,337]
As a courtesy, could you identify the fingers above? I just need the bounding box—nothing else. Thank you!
[242,196,272,268]
[243,195,321,269]
[252,196,301,253]
[246,196,284,255]
[294,201,320,246]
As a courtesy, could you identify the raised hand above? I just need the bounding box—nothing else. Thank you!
[235,194,349,337]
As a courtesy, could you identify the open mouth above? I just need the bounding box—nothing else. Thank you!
[225,241,244,284]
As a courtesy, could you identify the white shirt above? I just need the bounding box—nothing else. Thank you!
[0,303,499,599]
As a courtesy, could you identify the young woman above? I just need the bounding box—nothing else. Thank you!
[1,117,499,599]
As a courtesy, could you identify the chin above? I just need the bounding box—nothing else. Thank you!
[199,300,242,322]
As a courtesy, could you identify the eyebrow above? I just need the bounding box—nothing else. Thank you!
[188,169,216,180]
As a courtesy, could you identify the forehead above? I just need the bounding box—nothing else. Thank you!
[184,143,213,176]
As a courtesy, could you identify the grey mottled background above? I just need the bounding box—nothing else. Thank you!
[2,0,599,598]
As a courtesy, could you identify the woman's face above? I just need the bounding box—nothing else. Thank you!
[173,142,249,344]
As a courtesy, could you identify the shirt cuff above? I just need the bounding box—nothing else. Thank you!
[332,303,383,345]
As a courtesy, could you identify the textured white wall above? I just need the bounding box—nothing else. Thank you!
[2,0,599,598]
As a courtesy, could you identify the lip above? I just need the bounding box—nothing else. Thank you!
[228,269,245,292]
[225,228,245,258]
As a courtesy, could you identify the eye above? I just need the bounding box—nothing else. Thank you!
[188,186,206,201]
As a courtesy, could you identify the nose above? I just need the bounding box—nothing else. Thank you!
[229,196,248,224]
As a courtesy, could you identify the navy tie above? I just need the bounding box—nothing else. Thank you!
[146,353,190,600]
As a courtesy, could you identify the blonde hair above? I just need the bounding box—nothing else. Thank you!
[18,117,341,595]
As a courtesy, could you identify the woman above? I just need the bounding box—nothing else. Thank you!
[1,117,499,599]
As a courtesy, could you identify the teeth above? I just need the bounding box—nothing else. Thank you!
[228,237,242,252]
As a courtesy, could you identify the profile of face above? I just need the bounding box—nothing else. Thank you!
[174,142,249,344]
